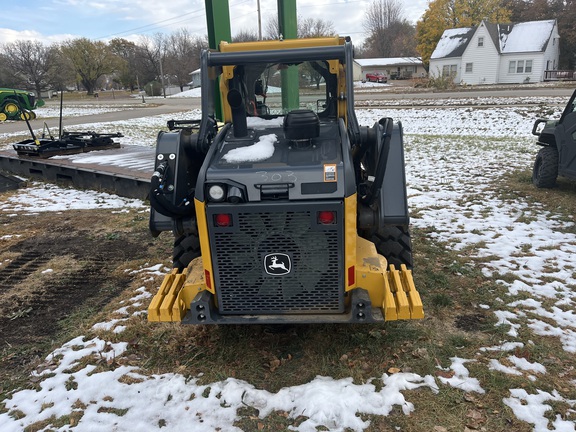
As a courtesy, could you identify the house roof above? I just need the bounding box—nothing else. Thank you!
[430,27,475,59]
[498,20,556,53]
[354,57,422,67]
[431,19,557,59]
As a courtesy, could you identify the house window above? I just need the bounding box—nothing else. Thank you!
[508,60,533,74]
[442,64,457,77]
[465,63,473,73]
[478,37,484,47]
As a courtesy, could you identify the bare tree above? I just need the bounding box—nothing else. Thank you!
[0,52,21,88]
[132,38,158,91]
[299,17,335,38]
[362,0,417,58]
[137,34,168,96]
[233,29,259,42]
[165,29,207,91]
[264,16,335,39]
[2,40,56,96]
[264,16,280,39]
[363,0,405,34]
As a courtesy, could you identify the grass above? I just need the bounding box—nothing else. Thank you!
[3,165,576,430]
[2,216,572,431]
[78,220,541,431]
[503,168,576,227]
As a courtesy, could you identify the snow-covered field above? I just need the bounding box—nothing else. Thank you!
[1,93,576,431]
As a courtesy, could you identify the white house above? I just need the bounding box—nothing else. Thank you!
[187,68,201,88]
[353,57,426,81]
[429,19,560,85]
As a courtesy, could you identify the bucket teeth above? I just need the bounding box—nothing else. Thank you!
[383,264,424,321]
[148,258,206,322]
[148,269,187,322]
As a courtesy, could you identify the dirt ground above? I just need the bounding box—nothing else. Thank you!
[0,205,169,399]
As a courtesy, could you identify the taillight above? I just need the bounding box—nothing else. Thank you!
[317,211,336,225]
[214,213,232,227]
[348,265,355,286]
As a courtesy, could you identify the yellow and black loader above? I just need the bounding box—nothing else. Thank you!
[147,37,423,324]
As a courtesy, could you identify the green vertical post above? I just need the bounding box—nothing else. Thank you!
[205,0,231,50]
[205,0,232,120]
[277,0,299,111]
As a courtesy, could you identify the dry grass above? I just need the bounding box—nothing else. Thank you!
[3,168,576,430]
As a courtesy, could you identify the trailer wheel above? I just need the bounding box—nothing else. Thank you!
[371,225,413,269]
[173,232,201,271]
[532,146,558,188]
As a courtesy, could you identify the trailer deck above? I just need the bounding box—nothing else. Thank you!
[0,145,154,199]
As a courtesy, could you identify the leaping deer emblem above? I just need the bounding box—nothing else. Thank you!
[264,253,291,275]
[268,256,288,272]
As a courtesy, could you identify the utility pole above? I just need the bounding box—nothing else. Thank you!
[257,0,262,40]
[159,54,166,98]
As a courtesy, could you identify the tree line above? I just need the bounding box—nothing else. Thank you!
[1,0,574,96]
[0,30,207,96]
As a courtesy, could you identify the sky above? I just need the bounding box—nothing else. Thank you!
[0,0,428,46]
[1,91,576,430]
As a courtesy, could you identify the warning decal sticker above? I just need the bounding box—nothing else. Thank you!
[324,164,337,182]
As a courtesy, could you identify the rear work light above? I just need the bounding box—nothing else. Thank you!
[317,211,336,225]
[214,213,233,227]
[208,184,226,202]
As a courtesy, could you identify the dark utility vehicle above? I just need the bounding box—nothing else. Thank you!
[532,89,576,188]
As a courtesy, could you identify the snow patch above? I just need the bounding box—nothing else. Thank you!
[223,134,278,164]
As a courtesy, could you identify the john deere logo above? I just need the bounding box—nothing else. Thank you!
[264,253,291,276]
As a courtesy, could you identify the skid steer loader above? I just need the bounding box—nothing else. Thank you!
[147,36,423,324]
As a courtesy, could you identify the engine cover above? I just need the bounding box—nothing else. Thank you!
[197,119,356,203]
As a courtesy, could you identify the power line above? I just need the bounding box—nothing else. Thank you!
[95,0,256,40]
[95,8,206,39]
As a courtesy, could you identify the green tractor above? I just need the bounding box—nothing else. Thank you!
[0,88,44,121]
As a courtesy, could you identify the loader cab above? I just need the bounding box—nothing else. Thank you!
[216,60,339,120]
[196,37,361,149]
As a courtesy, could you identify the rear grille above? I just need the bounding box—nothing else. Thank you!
[208,202,344,314]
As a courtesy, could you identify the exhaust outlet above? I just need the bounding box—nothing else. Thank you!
[227,89,248,138]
